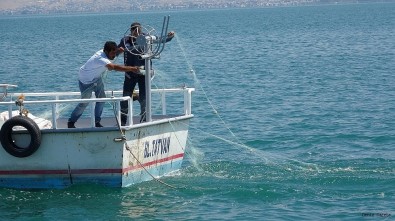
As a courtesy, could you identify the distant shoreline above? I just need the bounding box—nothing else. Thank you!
[0,0,394,17]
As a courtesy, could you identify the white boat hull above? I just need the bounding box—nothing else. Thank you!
[0,117,191,188]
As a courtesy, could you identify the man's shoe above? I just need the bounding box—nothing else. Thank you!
[95,122,103,127]
[67,121,76,128]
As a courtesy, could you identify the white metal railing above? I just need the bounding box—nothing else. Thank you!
[0,88,194,129]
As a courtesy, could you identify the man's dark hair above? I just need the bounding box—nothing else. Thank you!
[130,22,141,31]
[103,41,117,53]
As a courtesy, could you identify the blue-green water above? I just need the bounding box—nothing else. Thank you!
[1,3,394,220]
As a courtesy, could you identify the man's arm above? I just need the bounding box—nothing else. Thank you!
[106,63,140,73]
[154,31,175,44]
[166,31,175,42]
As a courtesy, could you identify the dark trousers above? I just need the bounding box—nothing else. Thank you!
[121,72,146,124]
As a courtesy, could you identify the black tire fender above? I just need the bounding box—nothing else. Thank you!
[0,115,42,158]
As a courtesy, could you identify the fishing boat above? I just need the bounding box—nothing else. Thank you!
[0,16,194,189]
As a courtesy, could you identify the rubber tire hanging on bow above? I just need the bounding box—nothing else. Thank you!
[0,115,42,158]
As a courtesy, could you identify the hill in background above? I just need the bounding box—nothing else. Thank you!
[0,0,390,15]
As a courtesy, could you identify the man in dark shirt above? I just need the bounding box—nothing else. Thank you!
[118,22,174,125]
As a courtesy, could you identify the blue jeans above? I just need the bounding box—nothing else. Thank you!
[69,78,106,123]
